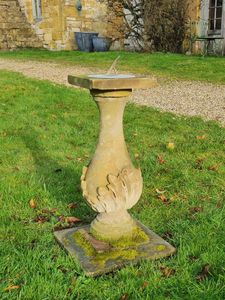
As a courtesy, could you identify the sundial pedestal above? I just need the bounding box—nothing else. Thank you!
[54,74,175,276]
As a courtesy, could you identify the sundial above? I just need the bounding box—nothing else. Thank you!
[54,58,175,276]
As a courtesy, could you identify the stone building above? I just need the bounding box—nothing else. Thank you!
[0,0,123,51]
[188,0,225,55]
[0,0,42,50]
[0,0,224,54]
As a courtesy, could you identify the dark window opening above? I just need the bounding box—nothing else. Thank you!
[208,0,223,35]
[32,0,42,21]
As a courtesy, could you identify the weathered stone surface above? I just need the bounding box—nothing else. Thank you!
[0,0,42,50]
[68,74,157,90]
[16,0,123,50]
[68,75,157,241]
[54,221,176,277]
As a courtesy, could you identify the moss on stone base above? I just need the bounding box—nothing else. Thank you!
[72,226,149,268]
[90,225,149,248]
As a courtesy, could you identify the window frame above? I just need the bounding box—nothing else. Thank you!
[208,0,224,36]
[32,0,42,22]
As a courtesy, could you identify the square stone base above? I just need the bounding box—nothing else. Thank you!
[54,221,176,277]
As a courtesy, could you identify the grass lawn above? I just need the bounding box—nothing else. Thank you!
[0,70,225,300]
[1,49,225,84]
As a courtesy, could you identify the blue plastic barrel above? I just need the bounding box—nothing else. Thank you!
[75,32,98,52]
[93,37,112,52]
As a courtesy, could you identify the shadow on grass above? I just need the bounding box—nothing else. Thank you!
[20,129,93,220]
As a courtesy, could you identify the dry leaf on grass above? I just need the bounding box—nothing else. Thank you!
[156,188,166,194]
[29,199,36,209]
[33,215,49,224]
[66,155,73,160]
[158,194,169,204]
[160,266,176,277]
[65,216,81,223]
[67,203,77,209]
[196,135,206,140]
[140,281,148,289]
[119,293,129,300]
[4,285,20,292]
[157,154,165,164]
[189,207,203,214]
[207,165,218,172]
[134,153,140,160]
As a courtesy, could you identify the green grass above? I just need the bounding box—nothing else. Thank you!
[1,49,225,83]
[0,70,225,300]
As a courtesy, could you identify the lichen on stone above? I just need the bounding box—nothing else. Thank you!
[90,225,149,248]
[72,227,149,268]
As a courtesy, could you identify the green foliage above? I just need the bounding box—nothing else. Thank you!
[0,70,225,299]
[1,49,225,83]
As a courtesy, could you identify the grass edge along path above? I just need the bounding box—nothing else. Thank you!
[0,49,225,84]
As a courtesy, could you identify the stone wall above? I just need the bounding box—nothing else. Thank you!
[19,0,123,50]
[0,0,42,50]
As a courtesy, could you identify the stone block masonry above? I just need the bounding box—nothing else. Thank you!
[0,0,42,50]
[18,0,124,51]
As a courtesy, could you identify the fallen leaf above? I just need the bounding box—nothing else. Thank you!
[65,216,81,223]
[29,199,36,209]
[4,285,20,292]
[189,207,203,214]
[57,265,68,273]
[216,201,223,208]
[134,153,140,160]
[207,165,218,172]
[196,264,210,282]
[160,266,176,277]
[158,194,169,204]
[195,158,204,170]
[33,215,49,224]
[166,142,175,150]
[156,188,166,194]
[196,135,206,140]
[157,155,165,164]
[189,255,198,262]
[119,293,129,300]
[66,156,73,160]
[140,281,148,289]
[76,157,82,162]
[170,194,178,201]
[58,215,65,222]
[67,203,77,209]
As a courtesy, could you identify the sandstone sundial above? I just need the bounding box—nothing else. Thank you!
[54,71,175,276]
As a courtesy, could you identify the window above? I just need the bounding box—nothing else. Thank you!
[32,0,42,21]
[208,0,223,35]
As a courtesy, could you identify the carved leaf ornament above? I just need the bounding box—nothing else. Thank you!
[81,167,143,213]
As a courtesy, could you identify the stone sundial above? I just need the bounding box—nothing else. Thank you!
[54,60,175,276]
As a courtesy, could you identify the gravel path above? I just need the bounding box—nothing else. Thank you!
[0,58,224,126]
